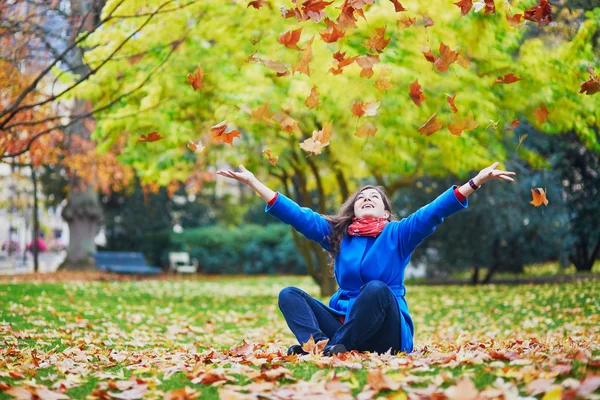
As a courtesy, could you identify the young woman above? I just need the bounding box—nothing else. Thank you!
[217,162,516,356]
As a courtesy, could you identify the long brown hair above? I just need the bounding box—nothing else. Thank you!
[323,185,398,276]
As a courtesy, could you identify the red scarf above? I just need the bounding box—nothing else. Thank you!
[347,216,389,237]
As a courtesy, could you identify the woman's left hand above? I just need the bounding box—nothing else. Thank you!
[474,162,516,186]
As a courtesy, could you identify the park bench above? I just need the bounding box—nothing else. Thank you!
[93,251,162,275]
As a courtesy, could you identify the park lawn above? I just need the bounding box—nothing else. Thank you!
[0,275,598,399]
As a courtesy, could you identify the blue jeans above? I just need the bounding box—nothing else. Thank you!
[278,280,402,354]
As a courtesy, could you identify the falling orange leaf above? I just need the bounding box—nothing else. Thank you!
[374,67,393,93]
[278,28,303,51]
[493,73,522,85]
[506,13,523,27]
[137,131,164,143]
[187,139,205,154]
[530,188,549,207]
[524,0,552,28]
[320,18,345,43]
[305,86,320,109]
[300,122,332,156]
[356,54,380,78]
[423,14,434,27]
[241,100,275,124]
[329,51,358,75]
[435,43,459,73]
[247,0,267,9]
[397,16,416,28]
[274,113,300,133]
[389,0,406,12]
[301,335,329,355]
[409,79,427,107]
[447,94,458,113]
[187,65,204,91]
[210,121,241,146]
[262,59,289,76]
[263,148,279,166]
[418,113,443,136]
[506,118,520,130]
[483,0,496,15]
[532,103,550,124]
[363,27,391,54]
[355,122,377,138]
[292,36,314,76]
[351,101,380,117]
[447,112,478,136]
[454,0,472,15]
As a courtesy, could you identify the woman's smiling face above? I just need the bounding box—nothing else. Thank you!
[354,188,390,219]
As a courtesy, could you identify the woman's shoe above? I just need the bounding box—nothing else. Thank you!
[287,344,307,356]
[323,344,347,356]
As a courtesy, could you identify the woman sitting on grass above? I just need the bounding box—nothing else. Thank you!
[217,162,515,357]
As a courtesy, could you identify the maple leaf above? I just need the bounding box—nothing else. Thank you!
[230,339,254,356]
[240,100,275,124]
[136,131,163,143]
[355,122,377,138]
[579,67,600,95]
[524,0,552,28]
[506,13,524,27]
[365,369,401,392]
[505,118,520,130]
[447,94,458,113]
[348,0,374,9]
[409,79,427,107]
[300,122,332,155]
[454,0,473,16]
[278,28,303,51]
[351,101,380,117]
[397,16,416,28]
[164,386,201,400]
[301,0,333,22]
[493,73,522,85]
[374,67,392,93]
[262,148,279,166]
[320,18,345,43]
[274,113,300,133]
[300,335,329,354]
[292,36,314,76]
[389,0,406,12]
[356,54,380,78]
[262,59,289,76]
[247,0,266,9]
[530,188,549,207]
[187,65,204,91]
[245,50,261,63]
[209,121,242,146]
[532,102,550,124]
[363,27,390,54]
[457,53,471,68]
[187,140,205,154]
[483,0,496,15]
[447,112,478,136]
[423,14,434,27]
[434,43,459,73]
[418,113,443,136]
[305,85,320,109]
[329,52,358,75]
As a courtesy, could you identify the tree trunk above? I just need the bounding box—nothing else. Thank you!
[471,264,479,285]
[59,0,105,270]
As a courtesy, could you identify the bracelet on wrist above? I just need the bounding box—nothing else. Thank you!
[468,178,480,191]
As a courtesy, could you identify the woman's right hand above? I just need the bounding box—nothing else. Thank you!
[216,164,256,186]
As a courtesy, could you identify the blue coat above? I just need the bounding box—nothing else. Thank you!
[266,186,468,353]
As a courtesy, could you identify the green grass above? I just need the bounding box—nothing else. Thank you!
[0,276,598,399]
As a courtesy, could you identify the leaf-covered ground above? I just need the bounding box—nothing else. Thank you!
[0,275,598,399]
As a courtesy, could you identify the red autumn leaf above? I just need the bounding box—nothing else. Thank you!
[305,85,320,109]
[422,48,436,63]
[447,94,458,113]
[363,27,390,54]
[320,18,345,43]
[187,65,204,91]
[483,0,496,15]
[579,67,600,95]
[355,122,377,138]
[532,102,550,124]
[530,188,549,207]
[409,79,427,107]
[524,0,552,28]
[301,0,333,23]
[454,0,473,16]
[505,118,520,130]
[389,0,406,12]
[329,52,359,75]
[506,13,524,27]
[247,0,267,9]
[209,121,242,146]
[356,54,380,78]
[351,101,380,117]
[137,131,163,143]
[493,73,522,85]
[447,112,478,136]
[434,43,459,73]
[278,28,303,51]
[418,113,443,136]
[397,16,416,28]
